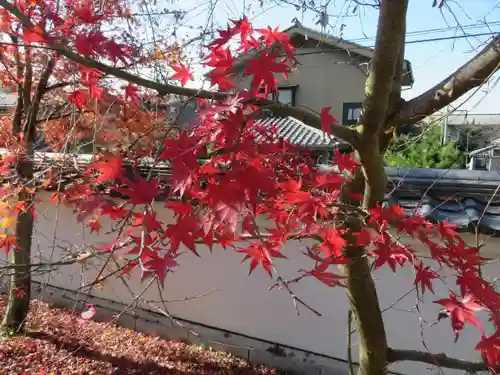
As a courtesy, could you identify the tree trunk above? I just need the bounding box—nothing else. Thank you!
[1,57,53,334]
[339,2,409,374]
[1,147,35,333]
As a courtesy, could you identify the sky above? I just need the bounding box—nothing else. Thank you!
[169,0,500,115]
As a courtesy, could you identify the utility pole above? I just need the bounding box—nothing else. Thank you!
[442,105,449,145]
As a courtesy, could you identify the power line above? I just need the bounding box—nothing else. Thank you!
[288,31,500,57]
[406,31,498,44]
[187,30,500,67]
[348,21,500,44]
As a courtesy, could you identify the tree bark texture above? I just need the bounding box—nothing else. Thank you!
[1,154,35,332]
[1,58,54,333]
[339,2,408,375]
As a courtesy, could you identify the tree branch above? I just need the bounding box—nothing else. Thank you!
[10,34,23,134]
[0,0,360,147]
[25,57,55,138]
[359,0,408,138]
[395,34,500,125]
[387,348,488,372]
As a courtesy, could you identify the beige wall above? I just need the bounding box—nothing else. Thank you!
[236,46,368,124]
[1,191,498,375]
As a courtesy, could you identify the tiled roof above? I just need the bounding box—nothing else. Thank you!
[253,116,340,150]
[3,148,500,235]
[469,144,500,156]
[446,113,500,126]
[385,167,500,234]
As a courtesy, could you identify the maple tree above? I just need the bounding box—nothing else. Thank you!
[0,0,181,331]
[0,1,499,375]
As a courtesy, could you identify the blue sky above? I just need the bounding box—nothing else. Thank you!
[175,0,500,114]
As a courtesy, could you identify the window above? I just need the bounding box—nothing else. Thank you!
[342,102,362,125]
[259,86,297,107]
[473,157,487,170]
[276,88,295,106]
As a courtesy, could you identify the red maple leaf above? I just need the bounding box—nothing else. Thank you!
[435,293,485,338]
[100,204,128,220]
[210,25,234,49]
[114,177,159,205]
[68,89,87,110]
[142,252,179,285]
[74,32,105,56]
[319,228,346,258]
[239,241,286,277]
[80,66,103,100]
[103,39,133,65]
[239,34,261,54]
[244,52,289,96]
[205,46,235,70]
[436,220,459,242]
[73,0,103,23]
[163,215,198,254]
[88,217,101,233]
[370,233,413,272]
[303,262,346,287]
[278,178,311,205]
[352,227,372,247]
[22,23,46,45]
[170,63,194,87]
[476,334,500,367]
[258,26,291,49]
[206,69,234,90]
[88,154,122,183]
[414,261,438,295]
[76,195,113,222]
[123,83,140,104]
[132,211,163,233]
[320,107,338,135]
[166,201,192,217]
[333,149,360,172]
[126,233,158,261]
[230,16,252,42]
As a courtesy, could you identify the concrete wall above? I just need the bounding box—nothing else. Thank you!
[1,191,498,375]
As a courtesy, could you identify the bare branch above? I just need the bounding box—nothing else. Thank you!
[387,348,489,372]
[0,250,95,270]
[396,34,500,125]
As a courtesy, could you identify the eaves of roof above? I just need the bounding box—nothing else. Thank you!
[385,167,500,235]
[253,116,341,150]
[282,24,374,59]
[468,144,500,156]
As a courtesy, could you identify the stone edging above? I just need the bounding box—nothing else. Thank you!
[29,281,353,375]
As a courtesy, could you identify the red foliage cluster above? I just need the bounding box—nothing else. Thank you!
[0,1,498,372]
[44,16,499,371]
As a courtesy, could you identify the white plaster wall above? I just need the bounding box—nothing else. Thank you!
[1,191,498,375]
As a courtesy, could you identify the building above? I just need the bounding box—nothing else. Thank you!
[166,98,348,159]
[466,137,500,171]
[231,22,415,125]
[443,113,500,151]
